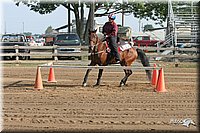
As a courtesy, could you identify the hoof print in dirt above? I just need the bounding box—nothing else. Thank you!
[93,84,100,88]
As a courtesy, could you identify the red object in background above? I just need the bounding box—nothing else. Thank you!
[26,36,34,41]
[132,35,164,47]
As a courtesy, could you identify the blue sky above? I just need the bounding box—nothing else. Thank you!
[0,0,166,35]
[1,0,69,34]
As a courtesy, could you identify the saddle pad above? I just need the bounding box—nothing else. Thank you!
[118,43,132,51]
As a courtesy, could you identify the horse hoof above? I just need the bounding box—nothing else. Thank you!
[82,83,87,87]
[120,83,125,87]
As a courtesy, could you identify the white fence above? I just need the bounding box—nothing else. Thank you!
[0,45,199,62]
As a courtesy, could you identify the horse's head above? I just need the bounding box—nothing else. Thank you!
[88,29,98,53]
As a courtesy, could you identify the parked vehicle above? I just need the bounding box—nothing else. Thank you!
[53,33,81,60]
[35,38,45,46]
[43,34,56,46]
[132,35,164,47]
[1,34,30,60]
[26,35,36,46]
[28,40,37,46]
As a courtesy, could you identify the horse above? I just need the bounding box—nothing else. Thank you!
[82,29,152,87]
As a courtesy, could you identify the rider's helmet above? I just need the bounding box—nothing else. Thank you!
[108,13,116,20]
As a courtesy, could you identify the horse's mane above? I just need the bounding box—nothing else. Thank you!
[96,33,104,41]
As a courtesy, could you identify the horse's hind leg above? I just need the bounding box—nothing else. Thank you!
[124,69,132,84]
[120,69,132,87]
[146,70,152,81]
[94,69,103,86]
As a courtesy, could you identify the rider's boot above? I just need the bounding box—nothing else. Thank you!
[116,60,120,64]
[115,55,121,64]
[106,53,112,65]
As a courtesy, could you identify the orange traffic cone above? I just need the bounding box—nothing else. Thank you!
[151,64,158,87]
[47,67,57,83]
[34,67,43,90]
[155,68,167,92]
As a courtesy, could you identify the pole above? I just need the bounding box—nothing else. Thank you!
[68,3,70,33]
[4,21,6,34]
[139,19,141,32]
[22,22,24,33]
[122,9,124,26]
[90,1,95,31]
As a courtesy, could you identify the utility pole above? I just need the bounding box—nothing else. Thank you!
[4,21,6,34]
[68,3,71,33]
[139,19,141,32]
[22,22,24,33]
[122,8,124,26]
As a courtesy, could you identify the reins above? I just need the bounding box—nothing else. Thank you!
[90,34,107,55]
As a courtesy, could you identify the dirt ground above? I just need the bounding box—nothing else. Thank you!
[1,61,199,132]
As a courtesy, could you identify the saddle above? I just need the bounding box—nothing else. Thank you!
[104,39,132,65]
[103,39,132,53]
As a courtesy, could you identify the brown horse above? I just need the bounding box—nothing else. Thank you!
[82,30,152,87]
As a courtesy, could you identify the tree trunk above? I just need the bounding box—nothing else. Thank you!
[79,3,84,41]
[83,3,99,45]
[71,3,85,42]
[83,6,92,46]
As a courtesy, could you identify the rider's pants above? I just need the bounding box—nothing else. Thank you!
[107,36,120,61]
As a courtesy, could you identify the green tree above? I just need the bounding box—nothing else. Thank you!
[143,24,154,31]
[15,0,85,40]
[94,1,168,26]
[23,32,32,36]
[14,0,169,42]
[45,26,53,34]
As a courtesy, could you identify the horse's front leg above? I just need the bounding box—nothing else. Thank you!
[82,68,92,87]
[82,61,96,87]
[94,69,103,86]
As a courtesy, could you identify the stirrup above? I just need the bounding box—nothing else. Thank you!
[116,60,120,64]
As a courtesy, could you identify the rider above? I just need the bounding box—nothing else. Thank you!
[102,13,121,64]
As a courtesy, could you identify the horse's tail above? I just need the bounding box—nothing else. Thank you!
[136,48,152,81]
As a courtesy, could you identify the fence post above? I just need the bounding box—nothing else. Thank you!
[54,45,58,61]
[15,45,19,61]
[173,20,179,66]
[157,42,160,54]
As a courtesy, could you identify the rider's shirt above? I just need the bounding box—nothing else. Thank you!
[102,21,118,37]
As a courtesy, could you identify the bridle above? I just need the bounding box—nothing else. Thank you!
[89,33,105,55]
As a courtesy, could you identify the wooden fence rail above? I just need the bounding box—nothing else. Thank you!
[0,45,199,61]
